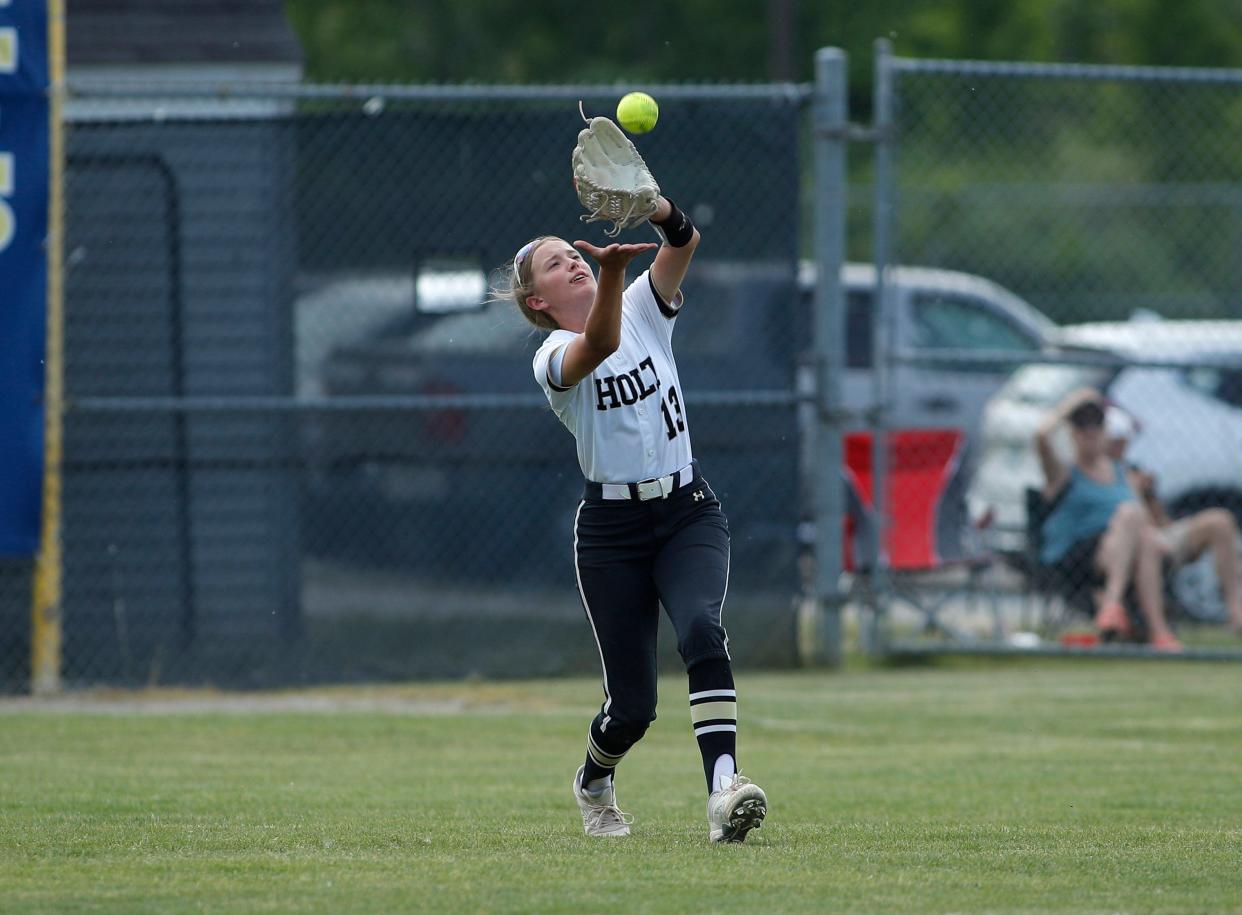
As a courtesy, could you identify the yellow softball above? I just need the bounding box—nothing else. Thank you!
[616,92,659,134]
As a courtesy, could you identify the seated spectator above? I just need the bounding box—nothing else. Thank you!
[1034,389,1182,651]
[1105,406,1242,632]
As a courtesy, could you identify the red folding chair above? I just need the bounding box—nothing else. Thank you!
[843,428,997,641]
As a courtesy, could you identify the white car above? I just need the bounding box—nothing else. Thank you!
[968,318,1242,563]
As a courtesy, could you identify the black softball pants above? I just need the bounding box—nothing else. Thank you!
[572,466,732,759]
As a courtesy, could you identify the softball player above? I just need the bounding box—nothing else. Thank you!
[503,195,768,843]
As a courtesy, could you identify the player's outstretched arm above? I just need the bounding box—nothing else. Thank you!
[649,196,700,306]
[559,241,659,388]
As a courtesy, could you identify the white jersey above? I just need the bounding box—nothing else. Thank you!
[533,269,693,484]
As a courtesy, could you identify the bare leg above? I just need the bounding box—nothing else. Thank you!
[1179,509,1242,629]
[1094,503,1145,608]
[1134,526,1179,648]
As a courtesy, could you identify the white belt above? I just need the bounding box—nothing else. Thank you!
[599,463,696,501]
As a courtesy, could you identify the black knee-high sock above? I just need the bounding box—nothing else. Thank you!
[581,714,629,788]
[688,658,737,793]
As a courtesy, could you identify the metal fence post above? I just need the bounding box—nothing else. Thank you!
[803,48,849,667]
[30,0,67,696]
[865,37,896,656]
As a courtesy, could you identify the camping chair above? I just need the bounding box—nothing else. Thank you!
[1023,486,1092,635]
[843,429,998,642]
[1023,486,1148,640]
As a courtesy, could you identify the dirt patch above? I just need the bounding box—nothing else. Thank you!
[0,686,553,717]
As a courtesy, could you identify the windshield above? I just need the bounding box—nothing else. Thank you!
[1001,361,1113,406]
[408,301,532,354]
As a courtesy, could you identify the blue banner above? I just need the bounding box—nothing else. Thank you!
[0,2,49,555]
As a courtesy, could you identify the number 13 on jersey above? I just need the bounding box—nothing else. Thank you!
[661,386,685,441]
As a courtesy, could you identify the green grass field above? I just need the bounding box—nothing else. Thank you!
[3,659,1242,913]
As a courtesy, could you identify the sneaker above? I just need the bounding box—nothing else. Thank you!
[572,765,632,837]
[707,773,767,843]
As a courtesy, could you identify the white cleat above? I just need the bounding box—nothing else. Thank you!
[707,773,767,843]
[572,765,633,837]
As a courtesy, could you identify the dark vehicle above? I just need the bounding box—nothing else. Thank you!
[302,259,802,590]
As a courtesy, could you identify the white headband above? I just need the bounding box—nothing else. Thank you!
[512,240,537,277]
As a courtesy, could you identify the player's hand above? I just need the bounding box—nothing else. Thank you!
[573,240,658,270]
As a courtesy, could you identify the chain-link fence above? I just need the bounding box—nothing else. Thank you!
[9,56,1242,690]
[0,83,811,690]
[863,49,1242,658]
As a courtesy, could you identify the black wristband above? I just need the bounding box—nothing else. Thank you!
[651,199,695,248]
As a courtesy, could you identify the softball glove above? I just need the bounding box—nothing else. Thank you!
[572,116,661,237]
